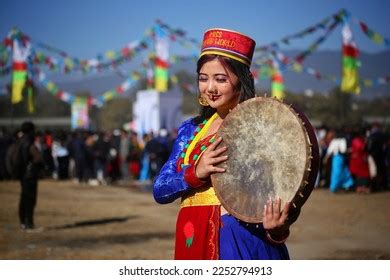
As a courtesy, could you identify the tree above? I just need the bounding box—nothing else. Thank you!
[97,98,132,130]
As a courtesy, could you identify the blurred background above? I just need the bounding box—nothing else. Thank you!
[0,0,389,260]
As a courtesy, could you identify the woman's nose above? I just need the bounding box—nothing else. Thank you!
[207,81,217,93]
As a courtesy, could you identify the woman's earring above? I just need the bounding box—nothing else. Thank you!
[198,95,209,106]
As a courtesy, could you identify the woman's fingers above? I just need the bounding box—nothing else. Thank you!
[195,136,228,178]
[266,199,273,219]
[279,201,291,223]
[208,155,228,165]
[263,198,290,229]
[262,200,273,229]
[212,166,226,173]
[209,145,227,157]
[202,137,228,165]
[205,156,227,172]
[198,155,227,177]
[273,197,281,217]
[200,164,225,176]
[208,136,223,151]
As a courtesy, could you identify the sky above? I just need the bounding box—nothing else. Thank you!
[1,0,390,59]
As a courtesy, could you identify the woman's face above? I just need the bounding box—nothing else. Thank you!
[198,58,240,112]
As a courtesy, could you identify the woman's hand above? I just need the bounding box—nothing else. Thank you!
[195,137,228,180]
[262,197,290,237]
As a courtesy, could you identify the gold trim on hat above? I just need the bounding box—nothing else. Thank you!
[200,50,251,66]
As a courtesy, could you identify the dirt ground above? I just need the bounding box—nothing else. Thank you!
[0,179,389,260]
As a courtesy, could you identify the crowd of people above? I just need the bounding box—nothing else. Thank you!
[316,123,389,194]
[0,127,177,186]
[0,122,389,194]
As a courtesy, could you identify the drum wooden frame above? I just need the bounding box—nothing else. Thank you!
[211,97,319,223]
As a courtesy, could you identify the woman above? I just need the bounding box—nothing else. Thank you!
[153,29,292,260]
[349,129,371,194]
[324,130,354,193]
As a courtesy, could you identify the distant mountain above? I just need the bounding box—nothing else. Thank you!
[46,50,390,99]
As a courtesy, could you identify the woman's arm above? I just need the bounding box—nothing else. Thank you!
[153,119,195,204]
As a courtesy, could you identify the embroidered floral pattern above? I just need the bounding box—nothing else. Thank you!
[183,221,195,248]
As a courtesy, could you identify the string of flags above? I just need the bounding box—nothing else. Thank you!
[1,9,389,112]
[36,67,145,107]
[255,9,346,53]
[253,57,390,89]
[353,18,390,47]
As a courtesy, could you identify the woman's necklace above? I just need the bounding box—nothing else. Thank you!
[177,113,218,171]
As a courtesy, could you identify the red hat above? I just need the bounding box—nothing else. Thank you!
[200,28,256,67]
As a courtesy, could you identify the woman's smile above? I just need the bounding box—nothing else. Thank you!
[209,94,221,101]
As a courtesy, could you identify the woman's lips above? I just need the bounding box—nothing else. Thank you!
[209,95,221,101]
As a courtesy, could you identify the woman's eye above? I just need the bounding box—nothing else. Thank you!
[198,76,208,82]
[216,78,227,83]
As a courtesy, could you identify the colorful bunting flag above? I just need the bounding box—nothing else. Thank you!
[146,67,154,89]
[26,79,34,113]
[270,57,285,99]
[341,23,360,94]
[154,25,169,92]
[258,64,272,80]
[271,71,285,99]
[357,20,389,46]
[12,40,30,103]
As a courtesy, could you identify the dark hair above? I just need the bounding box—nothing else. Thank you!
[21,121,35,135]
[193,54,255,124]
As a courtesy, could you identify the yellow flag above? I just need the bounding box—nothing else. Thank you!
[341,68,360,95]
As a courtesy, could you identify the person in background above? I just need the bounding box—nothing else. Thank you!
[139,133,152,183]
[324,130,354,193]
[119,130,130,181]
[367,123,387,191]
[52,132,70,180]
[349,128,371,194]
[18,122,43,231]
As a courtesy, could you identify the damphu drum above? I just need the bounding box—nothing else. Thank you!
[211,97,319,223]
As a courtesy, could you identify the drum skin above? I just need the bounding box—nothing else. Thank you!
[211,97,319,223]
